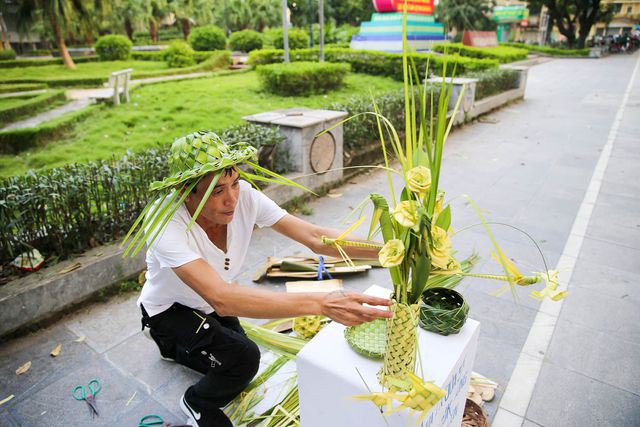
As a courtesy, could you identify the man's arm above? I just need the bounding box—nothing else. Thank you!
[173,258,392,326]
[271,214,381,259]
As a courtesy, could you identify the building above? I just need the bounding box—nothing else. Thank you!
[591,0,640,36]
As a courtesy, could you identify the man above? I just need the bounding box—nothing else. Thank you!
[126,131,391,427]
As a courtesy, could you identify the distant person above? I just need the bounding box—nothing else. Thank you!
[128,131,392,427]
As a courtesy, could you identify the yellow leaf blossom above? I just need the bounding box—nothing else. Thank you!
[430,226,453,270]
[531,270,568,301]
[393,201,419,229]
[406,166,432,196]
[379,239,405,267]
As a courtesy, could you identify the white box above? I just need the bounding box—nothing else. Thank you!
[297,285,480,427]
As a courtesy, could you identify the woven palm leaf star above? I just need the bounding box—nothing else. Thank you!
[531,269,568,301]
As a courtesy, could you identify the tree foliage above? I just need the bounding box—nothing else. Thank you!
[528,0,606,48]
[437,0,496,37]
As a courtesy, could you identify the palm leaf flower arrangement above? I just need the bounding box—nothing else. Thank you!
[319,9,568,394]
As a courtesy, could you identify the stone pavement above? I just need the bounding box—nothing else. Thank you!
[1,52,640,426]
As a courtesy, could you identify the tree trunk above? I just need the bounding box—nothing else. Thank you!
[149,19,158,43]
[52,17,76,69]
[124,17,134,40]
[84,32,94,46]
[577,1,601,49]
[181,18,191,40]
[1,31,9,50]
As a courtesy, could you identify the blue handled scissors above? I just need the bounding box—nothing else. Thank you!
[138,414,191,427]
[72,378,101,418]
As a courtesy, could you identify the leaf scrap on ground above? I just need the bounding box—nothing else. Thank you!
[0,395,14,406]
[58,262,82,275]
[15,361,31,375]
[74,335,86,343]
[327,191,343,198]
[50,343,62,357]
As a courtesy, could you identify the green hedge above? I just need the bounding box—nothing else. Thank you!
[0,122,286,263]
[132,50,221,63]
[501,42,589,57]
[0,49,17,61]
[229,30,263,52]
[463,68,520,100]
[257,61,350,96]
[0,106,96,155]
[0,56,99,69]
[163,41,195,68]
[0,90,67,127]
[432,43,528,64]
[189,25,227,51]
[95,35,133,61]
[249,47,498,79]
[272,28,310,50]
[0,83,48,94]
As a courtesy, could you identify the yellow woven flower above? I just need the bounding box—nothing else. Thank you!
[531,270,568,301]
[430,225,453,270]
[406,166,432,196]
[393,201,419,229]
[379,239,405,267]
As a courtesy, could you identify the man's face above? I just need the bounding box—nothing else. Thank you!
[186,169,240,226]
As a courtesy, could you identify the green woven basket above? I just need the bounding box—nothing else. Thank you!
[344,318,387,359]
[419,287,469,336]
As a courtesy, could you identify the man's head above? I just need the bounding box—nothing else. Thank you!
[185,167,240,226]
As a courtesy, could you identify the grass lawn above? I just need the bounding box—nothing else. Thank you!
[0,60,173,83]
[0,71,402,177]
[0,95,39,110]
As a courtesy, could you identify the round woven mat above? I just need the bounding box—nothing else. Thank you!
[462,398,488,427]
[344,318,387,359]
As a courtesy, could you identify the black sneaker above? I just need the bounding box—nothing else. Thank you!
[179,393,232,427]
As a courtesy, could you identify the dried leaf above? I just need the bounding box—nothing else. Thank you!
[58,262,81,275]
[327,192,343,198]
[50,343,62,357]
[15,361,31,375]
[74,336,86,343]
[0,395,14,406]
[138,270,147,285]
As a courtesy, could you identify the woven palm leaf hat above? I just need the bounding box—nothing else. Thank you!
[122,130,306,258]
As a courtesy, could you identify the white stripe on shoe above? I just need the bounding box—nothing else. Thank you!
[180,393,201,426]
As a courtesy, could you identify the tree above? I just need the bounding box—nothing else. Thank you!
[332,0,374,26]
[437,0,495,37]
[17,0,108,69]
[529,0,607,48]
[169,0,215,39]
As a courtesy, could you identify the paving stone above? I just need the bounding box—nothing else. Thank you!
[64,293,140,354]
[546,320,640,395]
[105,331,191,393]
[0,324,95,406]
[526,362,640,427]
[0,411,19,426]
[7,356,146,426]
[578,236,640,275]
[522,419,543,427]
[557,285,640,343]
[570,259,640,304]
[472,335,521,389]
[152,369,202,419]
[112,394,183,426]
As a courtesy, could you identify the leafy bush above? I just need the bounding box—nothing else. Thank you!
[272,28,309,49]
[95,35,133,61]
[0,49,17,61]
[463,68,520,100]
[501,42,589,57]
[249,47,498,79]
[162,41,195,68]
[229,29,263,52]
[432,43,528,64]
[221,123,289,173]
[29,49,52,56]
[0,90,66,127]
[0,56,98,69]
[188,25,227,51]
[0,83,48,94]
[133,28,182,44]
[257,61,350,96]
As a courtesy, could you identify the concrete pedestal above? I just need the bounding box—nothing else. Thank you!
[297,285,480,427]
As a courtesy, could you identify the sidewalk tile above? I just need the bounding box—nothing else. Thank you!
[569,259,640,303]
[547,320,640,394]
[526,362,640,427]
[578,236,640,275]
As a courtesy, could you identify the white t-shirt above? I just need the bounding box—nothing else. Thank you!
[138,180,287,317]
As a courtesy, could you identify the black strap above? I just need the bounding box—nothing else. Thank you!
[140,304,151,331]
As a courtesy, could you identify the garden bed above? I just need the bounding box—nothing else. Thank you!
[0,90,67,127]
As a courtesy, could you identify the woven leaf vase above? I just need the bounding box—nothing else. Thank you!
[419,287,469,336]
[379,301,419,388]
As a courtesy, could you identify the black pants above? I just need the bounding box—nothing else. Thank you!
[142,303,260,425]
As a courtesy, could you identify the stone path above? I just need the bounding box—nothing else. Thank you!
[0,99,92,132]
[1,52,639,426]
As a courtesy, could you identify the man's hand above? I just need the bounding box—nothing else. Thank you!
[320,291,393,326]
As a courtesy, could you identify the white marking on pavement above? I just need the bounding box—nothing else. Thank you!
[493,53,640,426]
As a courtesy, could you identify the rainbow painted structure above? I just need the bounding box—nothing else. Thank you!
[350,0,445,52]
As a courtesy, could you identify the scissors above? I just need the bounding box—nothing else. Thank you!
[138,414,191,427]
[72,378,101,418]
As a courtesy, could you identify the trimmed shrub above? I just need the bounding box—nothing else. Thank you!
[432,43,528,64]
[0,90,66,127]
[162,41,195,68]
[95,35,133,61]
[501,42,589,57]
[249,47,498,79]
[463,68,520,100]
[29,49,52,56]
[0,83,48,94]
[229,29,263,52]
[272,28,309,50]
[0,49,17,61]
[0,56,98,69]
[188,25,227,51]
[257,61,350,96]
